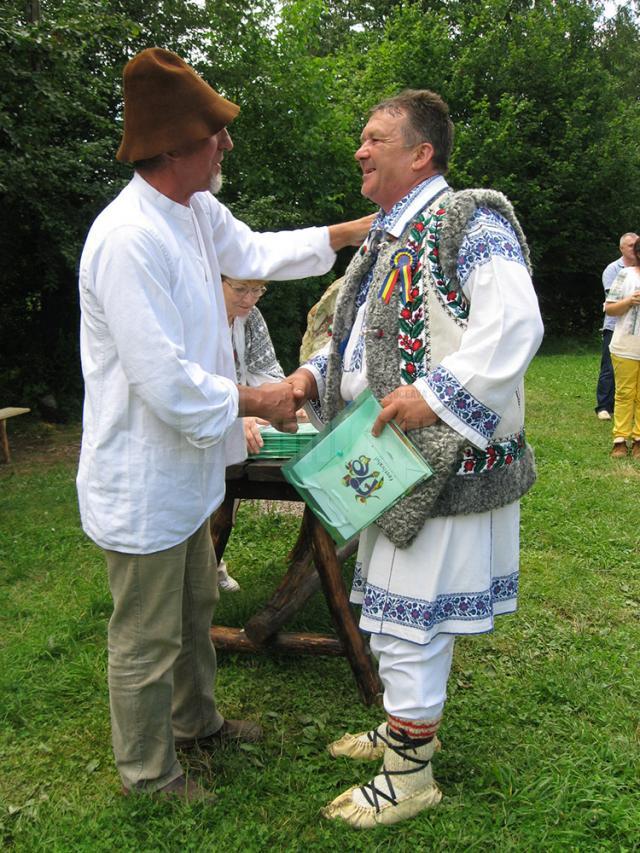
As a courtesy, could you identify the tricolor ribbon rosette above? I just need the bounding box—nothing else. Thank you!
[378,247,418,305]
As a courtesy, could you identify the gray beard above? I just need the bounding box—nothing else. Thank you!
[209,172,223,195]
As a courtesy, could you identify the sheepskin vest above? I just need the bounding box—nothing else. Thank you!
[322,188,537,548]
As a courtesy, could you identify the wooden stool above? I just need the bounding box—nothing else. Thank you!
[210,459,382,706]
[0,407,30,464]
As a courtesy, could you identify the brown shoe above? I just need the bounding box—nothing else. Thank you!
[176,719,263,752]
[611,442,628,458]
[122,774,216,803]
[632,441,640,459]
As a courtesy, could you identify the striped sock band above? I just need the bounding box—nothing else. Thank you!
[387,714,441,742]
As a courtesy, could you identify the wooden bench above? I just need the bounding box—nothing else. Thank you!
[0,407,30,464]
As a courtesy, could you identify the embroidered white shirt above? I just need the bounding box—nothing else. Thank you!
[78,173,334,553]
[306,182,543,450]
[306,176,449,398]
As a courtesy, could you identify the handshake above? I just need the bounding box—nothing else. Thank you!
[238,371,439,440]
[237,369,318,433]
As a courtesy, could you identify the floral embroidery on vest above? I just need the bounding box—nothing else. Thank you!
[457,429,527,476]
[421,207,469,324]
[396,204,470,385]
[395,215,435,384]
[397,220,428,383]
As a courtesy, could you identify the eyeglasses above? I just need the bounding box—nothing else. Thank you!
[224,282,268,299]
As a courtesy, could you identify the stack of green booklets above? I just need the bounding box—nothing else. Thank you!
[282,389,434,546]
[249,422,318,459]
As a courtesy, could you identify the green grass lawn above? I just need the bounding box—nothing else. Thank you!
[1,348,638,851]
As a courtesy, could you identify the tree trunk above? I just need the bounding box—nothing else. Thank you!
[25,1,40,24]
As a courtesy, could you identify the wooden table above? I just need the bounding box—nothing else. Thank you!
[209,459,382,706]
[0,407,30,464]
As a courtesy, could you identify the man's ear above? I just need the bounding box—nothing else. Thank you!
[412,141,434,172]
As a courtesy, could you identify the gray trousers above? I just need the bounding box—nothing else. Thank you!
[104,520,223,790]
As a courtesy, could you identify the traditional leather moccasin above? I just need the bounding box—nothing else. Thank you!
[328,722,441,761]
[328,722,389,760]
[322,734,441,829]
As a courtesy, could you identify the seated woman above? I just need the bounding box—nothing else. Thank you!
[217,276,284,591]
[224,276,285,450]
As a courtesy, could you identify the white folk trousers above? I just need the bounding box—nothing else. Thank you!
[370,632,455,721]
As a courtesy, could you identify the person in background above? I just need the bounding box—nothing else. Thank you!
[596,232,639,420]
[604,237,640,457]
[224,277,284,452]
[288,88,544,828]
[216,275,284,592]
[299,275,344,362]
[77,46,373,802]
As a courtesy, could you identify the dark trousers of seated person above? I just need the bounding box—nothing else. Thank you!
[595,329,615,414]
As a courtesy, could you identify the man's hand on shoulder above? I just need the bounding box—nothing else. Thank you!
[328,213,376,251]
[371,385,439,436]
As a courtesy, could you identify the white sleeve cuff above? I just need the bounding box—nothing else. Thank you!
[413,376,490,450]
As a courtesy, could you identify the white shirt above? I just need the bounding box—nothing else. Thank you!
[602,258,624,332]
[607,266,640,360]
[77,173,334,553]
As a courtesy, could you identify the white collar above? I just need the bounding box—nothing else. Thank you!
[131,171,194,221]
[375,174,450,238]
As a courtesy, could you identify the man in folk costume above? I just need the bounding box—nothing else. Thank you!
[287,89,544,828]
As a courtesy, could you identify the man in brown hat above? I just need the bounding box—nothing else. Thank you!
[77,47,372,801]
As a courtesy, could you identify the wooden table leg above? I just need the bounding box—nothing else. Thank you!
[209,495,235,563]
[310,521,382,706]
[0,420,9,464]
[244,507,318,643]
[244,509,362,645]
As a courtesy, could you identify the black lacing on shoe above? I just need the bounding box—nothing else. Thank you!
[366,727,391,749]
[358,730,433,813]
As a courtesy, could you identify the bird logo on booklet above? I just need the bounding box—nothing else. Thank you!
[342,455,385,503]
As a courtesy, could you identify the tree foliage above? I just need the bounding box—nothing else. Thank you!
[0,0,210,406]
[1,0,639,402]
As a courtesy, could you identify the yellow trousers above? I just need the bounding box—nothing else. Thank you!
[611,354,640,441]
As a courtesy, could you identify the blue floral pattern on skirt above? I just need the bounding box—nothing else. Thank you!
[361,571,518,632]
[352,560,365,594]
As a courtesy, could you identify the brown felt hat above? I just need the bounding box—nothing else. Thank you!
[116,47,240,163]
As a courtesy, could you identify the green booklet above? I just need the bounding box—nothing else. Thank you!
[249,422,318,459]
[282,389,433,546]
